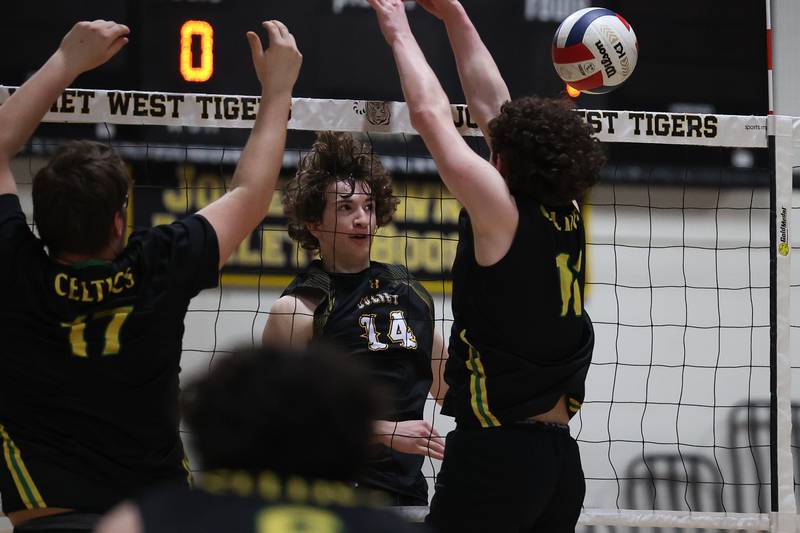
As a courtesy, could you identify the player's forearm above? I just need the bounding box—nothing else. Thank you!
[371,420,396,447]
[0,52,76,161]
[441,2,510,133]
[228,90,291,218]
[390,35,452,137]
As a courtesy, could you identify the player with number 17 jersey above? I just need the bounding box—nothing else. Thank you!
[0,197,219,513]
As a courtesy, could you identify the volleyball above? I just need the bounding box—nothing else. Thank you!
[552,7,638,94]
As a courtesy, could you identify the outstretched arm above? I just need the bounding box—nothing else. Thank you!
[417,0,509,146]
[0,20,129,196]
[198,21,302,269]
[369,0,517,266]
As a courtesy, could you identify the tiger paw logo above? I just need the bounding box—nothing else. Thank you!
[353,101,391,126]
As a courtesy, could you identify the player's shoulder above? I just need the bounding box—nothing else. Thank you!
[270,293,319,316]
[0,193,33,238]
[374,262,434,314]
[282,260,331,297]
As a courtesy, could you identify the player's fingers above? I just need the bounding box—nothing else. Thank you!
[246,31,263,60]
[107,36,129,57]
[286,32,299,50]
[262,20,280,43]
[428,446,445,460]
[424,443,445,460]
[109,24,130,40]
[272,20,289,39]
[428,437,444,451]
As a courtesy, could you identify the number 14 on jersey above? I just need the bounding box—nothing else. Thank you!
[359,311,418,351]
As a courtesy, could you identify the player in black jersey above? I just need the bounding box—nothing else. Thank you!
[0,19,301,532]
[95,344,428,533]
[262,131,448,506]
[370,1,605,531]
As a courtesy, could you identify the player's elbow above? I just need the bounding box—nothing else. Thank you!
[409,105,449,136]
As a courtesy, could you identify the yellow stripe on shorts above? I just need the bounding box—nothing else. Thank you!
[459,330,501,428]
[0,424,46,509]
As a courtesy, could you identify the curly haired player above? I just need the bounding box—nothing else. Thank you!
[263,131,448,506]
[369,0,605,530]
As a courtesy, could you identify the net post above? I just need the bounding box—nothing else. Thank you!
[766,114,796,532]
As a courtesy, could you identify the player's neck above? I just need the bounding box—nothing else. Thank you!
[55,243,119,266]
[319,254,369,274]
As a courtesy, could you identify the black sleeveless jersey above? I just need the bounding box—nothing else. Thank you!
[442,196,594,428]
[138,471,426,533]
[0,194,219,514]
[283,261,434,502]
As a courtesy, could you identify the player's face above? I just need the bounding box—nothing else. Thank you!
[312,180,376,272]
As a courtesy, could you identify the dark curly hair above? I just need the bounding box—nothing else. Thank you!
[182,344,379,480]
[488,96,605,205]
[33,140,130,256]
[283,131,398,251]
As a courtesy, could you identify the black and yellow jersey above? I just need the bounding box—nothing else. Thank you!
[283,261,434,503]
[0,194,219,514]
[137,470,427,533]
[442,196,594,428]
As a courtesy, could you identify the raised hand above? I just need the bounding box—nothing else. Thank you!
[57,20,130,77]
[415,0,460,20]
[246,20,302,98]
[376,420,446,460]
[367,0,413,45]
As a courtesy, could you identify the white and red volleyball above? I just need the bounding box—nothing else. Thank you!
[552,8,638,94]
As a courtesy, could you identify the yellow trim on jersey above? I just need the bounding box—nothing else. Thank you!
[182,455,194,487]
[568,397,582,413]
[459,330,501,428]
[0,424,46,509]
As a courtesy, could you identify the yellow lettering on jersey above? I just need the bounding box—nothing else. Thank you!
[60,316,88,357]
[55,268,135,303]
[540,205,581,233]
[54,273,68,296]
[256,506,343,533]
[285,476,309,503]
[80,281,93,302]
[230,470,255,497]
[556,251,583,317]
[68,277,80,301]
[93,306,134,355]
[258,471,282,501]
[90,280,106,302]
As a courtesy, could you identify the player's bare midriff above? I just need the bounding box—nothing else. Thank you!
[8,507,75,526]
[527,394,570,425]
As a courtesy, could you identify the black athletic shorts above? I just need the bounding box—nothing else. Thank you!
[426,421,584,533]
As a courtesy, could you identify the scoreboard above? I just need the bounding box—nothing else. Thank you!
[2,0,767,114]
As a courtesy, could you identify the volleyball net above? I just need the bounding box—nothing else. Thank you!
[4,86,798,532]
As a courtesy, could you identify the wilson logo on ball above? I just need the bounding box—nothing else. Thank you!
[552,7,638,95]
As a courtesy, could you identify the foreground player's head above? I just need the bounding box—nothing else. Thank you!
[488,96,605,206]
[283,131,398,269]
[182,344,378,480]
[33,140,131,259]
